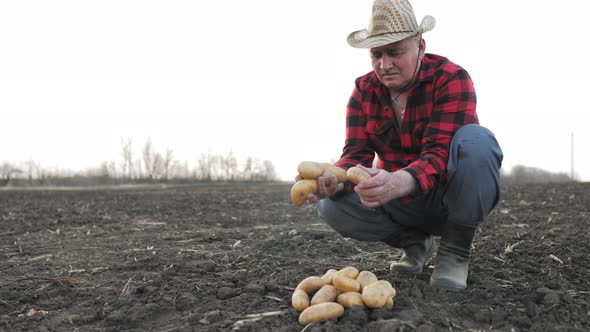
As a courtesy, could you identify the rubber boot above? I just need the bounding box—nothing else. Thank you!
[390,235,435,273]
[430,222,477,291]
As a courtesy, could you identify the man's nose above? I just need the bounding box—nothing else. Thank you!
[380,54,395,70]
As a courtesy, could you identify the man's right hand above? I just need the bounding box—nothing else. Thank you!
[294,174,343,203]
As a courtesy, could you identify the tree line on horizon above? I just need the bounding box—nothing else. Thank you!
[0,137,578,186]
[500,165,575,184]
[0,137,278,186]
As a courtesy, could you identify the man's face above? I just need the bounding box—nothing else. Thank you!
[370,37,423,91]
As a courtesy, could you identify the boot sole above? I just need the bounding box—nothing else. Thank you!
[429,277,467,291]
[390,237,436,273]
[390,264,424,273]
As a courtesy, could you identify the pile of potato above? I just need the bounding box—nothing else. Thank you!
[291,266,396,325]
[291,161,371,207]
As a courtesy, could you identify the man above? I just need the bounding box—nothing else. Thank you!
[304,0,503,291]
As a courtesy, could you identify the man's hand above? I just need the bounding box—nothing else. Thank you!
[294,174,343,203]
[354,166,418,208]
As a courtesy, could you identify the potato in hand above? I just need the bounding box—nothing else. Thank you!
[290,179,319,207]
[346,166,371,184]
[297,161,325,179]
[292,161,346,207]
[321,165,347,184]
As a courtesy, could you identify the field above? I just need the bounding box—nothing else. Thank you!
[1,182,589,332]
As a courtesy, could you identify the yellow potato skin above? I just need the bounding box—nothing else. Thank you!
[297,161,324,179]
[295,276,326,293]
[337,291,365,308]
[346,166,371,184]
[356,270,378,292]
[291,289,310,312]
[290,179,319,207]
[310,285,338,305]
[298,302,345,325]
[319,163,332,170]
[361,280,396,309]
[320,269,338,285]
[385,296,394,310]
[321,166,348,184]
[332,275,361,293]
[292,162,347,202]
[335,266,360,279]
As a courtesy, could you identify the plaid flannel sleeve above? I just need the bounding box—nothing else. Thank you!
[404,69,478,192]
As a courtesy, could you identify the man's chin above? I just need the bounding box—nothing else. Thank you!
[382,81,402,89]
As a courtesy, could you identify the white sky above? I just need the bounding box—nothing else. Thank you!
[1,0,589,181]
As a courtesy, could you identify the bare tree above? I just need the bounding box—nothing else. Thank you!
[120,137,134,179]
[197,151,216,181]
[193,152,278,182]
[222,150,238,181]
[0,162,22,186]
[168,160,185,180]
[242,157,254,181]
[262,160,277,181]
[503,165,571,184]
[142,138,154,180]
[23,159,40,185]
[107,161,118,180]
[98,161,110,178]
[197,156,209,180]
[152,152,164,180]
[135,160,143,179]
[162,149,174,181]
[141,139,172,180]
[249,158,264,181]
[180,160,190,179]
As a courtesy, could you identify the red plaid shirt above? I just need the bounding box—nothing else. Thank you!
[334,53,478,194]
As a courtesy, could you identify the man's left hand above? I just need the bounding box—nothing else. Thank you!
[354,166,418,208]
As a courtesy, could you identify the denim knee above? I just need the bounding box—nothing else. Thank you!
[445,124,503,225]
[317,195,402,242]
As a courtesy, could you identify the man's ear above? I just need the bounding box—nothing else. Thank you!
[418,38,426,59]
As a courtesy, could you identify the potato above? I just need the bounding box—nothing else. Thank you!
[356,270,378,292]
[291,289,310,312]
[319,162,332,170]
[320,269,338,285]
[385,295,394,310]
[337,291,365,308]
[297,161,324,179]
[361,280,396,308]
[295,276,326,293]
[333,275,361,293]
[290,179,319,207]
[310,285,338,305]
[298,302,345,325]
[346,166,371,184]
[321,166,348,185]
[335,266,359,279]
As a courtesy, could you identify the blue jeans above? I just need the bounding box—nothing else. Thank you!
[317,124,503,246]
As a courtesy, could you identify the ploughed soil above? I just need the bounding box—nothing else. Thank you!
[0,182,589,332]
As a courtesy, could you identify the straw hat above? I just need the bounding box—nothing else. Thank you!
[347,0,436,49]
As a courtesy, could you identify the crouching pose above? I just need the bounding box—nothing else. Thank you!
[303,0,503,291]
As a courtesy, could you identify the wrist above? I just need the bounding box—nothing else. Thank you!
[398,170,418,196]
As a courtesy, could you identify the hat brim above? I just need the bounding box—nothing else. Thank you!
[347,15,436,49]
